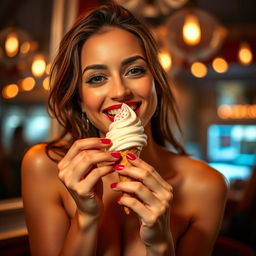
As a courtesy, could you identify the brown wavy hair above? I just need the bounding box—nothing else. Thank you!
[46,2,187,160]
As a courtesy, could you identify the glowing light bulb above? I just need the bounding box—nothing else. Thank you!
[191,62,207,78]
[31,55,46,77]
[5,32,19,57]
[158,52,172,71]
[238,42,253,65]
[182,14,201,46]
[212,57,228,73]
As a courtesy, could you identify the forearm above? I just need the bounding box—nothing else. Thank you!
[145,235,175,256]
[146,243,175,256]
[59,211,100,256]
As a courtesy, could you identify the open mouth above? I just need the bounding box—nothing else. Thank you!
[103,101,141,121]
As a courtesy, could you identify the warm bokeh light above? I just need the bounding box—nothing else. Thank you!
[42,76,50,91]
[191,62,207,78]
[218,104,232,119]
[45,63,52,75]
[238,42,253,65]
[212,57,228,73]
[2,83,19,98]
[158,52,172,71]
[5,32,19,57]
[218,104,256,119]
[182,14,201,46]
[20,41,31,54]
[31,55,46,77]
[21,77,35,91]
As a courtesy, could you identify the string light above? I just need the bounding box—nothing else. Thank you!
[20,77,36,91]
[212,57,228,73]
[191,62,207,78]
[2,83,19,98]
[238,42,253,65]
[218,104,256,119]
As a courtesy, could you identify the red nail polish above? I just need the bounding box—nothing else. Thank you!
[126,153,136,160]
[111,152,121,158]
[100,138,111,144]
[111,182,118,189]
[113,164,124,171]
[116,197,122,202]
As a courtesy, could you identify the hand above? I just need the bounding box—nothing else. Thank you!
[111,153,174,251]
[58,138,121,218]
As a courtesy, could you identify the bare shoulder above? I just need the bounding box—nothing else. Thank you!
[166,152,228,199]
[187,156,227,193]
[171,153,228,207]
[21,143,60,182]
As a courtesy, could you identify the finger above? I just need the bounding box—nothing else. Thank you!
[76,165,113,196]
[59,138,112,168]
[114,165,172,202]
[117,196,159,227]
[125,154,173,191]
[112,181,163,212]
[59,151,121,184]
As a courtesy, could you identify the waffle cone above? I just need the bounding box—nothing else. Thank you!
[119,148,141,215]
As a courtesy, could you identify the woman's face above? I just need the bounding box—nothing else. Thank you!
[80,27,157,136]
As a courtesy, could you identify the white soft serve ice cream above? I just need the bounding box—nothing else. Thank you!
[106,103,147,151]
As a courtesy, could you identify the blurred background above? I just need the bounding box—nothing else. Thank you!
[0,0,255,255]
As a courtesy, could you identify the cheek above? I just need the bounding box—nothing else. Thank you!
[81,87,106,120]
[137,79,158,125]
[134,77,156,97]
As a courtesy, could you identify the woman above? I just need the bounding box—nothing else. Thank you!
[22,3,228,256]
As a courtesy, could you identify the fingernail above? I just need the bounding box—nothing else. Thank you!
[111,182,118,189]
[111,152,121,158]
[126,153,136,160]
[100,138,111,144]
[113,164,124,171]
[116,197,122,202]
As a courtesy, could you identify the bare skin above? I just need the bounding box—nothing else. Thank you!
[22,27,228,256]
[22,132,227,256]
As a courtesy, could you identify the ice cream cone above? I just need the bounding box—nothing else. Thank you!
[119,148,141,215]
[105,103,147,215]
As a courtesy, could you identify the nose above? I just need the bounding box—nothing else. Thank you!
[109,76,132,101]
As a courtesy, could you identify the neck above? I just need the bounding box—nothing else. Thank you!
[140,123,163,164]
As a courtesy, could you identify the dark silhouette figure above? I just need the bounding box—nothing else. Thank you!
[9,125,29,197]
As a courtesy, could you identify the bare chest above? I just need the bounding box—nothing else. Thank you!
[61,180,191,256]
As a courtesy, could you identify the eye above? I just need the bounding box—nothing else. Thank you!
[126,67,146,77]
[85,74,107,85]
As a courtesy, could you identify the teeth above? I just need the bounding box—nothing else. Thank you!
[107,108,122,116]
[106,104,137,116]
[130,105,136,110]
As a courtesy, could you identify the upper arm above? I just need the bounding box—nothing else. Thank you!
[176,164,228,256]
[22,144,70,256]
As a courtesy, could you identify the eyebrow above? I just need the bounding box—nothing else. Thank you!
[82,55,146,74]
